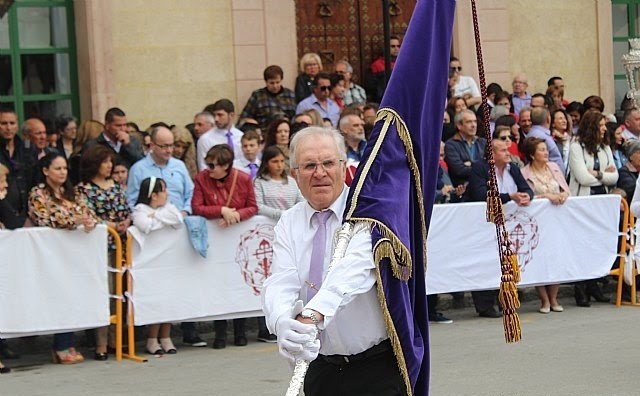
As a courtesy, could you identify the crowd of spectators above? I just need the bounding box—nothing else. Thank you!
[0,40,633,372]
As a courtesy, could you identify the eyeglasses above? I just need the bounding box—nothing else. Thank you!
[390,45,401,48]
[295,158,344,175]
[154,143,174,150]
[450,66,462,72]
[498,136,512,141]
[319,86,332,91]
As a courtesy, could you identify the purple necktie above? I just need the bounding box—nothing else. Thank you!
[248,163,258,180]
[226,130,234,151]
[307,210,332,301]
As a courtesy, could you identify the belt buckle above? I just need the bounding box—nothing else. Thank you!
[342,356,350,364]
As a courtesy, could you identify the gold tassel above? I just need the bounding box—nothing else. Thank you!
[498,273,521,343]
[503,254,520,283]
[486,194,503,224]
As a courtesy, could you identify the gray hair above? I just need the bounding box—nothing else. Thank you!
[454,109,475,125]
[336,59,353,74]
[519,106,532,118]
[490,105,510,121]
[195,111,214,125]
[289,126,347,169]
[530,107,550,126]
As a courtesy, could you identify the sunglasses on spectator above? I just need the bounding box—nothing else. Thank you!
[318,86,332,91]
[498,135,512,141]
[206,162,226,169]
[450,66,462,72]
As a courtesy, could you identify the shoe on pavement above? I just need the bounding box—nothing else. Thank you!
[478,308,502,318]
[183,335,207,347]
[429,313,453,324]
[212,339,226,349]
[257,333,277,343]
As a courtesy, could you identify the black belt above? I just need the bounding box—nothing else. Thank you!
[319,339,391,366]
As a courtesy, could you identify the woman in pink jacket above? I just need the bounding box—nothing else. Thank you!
[521,137,570,314]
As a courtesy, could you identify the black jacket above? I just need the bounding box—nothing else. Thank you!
[467,160,533,203]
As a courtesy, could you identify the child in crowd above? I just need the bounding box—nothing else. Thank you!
[254,145,304,221]
[233,130,261,180]
[132,177,183,355]
[111,159,129,191]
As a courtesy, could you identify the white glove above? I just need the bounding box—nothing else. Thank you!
[275,300,319,364]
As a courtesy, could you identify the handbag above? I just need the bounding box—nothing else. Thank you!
[225,170,239,207]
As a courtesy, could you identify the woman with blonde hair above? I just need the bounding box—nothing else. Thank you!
[295,52,322,103]
[302,108,324,127]
[171,126,197,180]
[69,120,104,184]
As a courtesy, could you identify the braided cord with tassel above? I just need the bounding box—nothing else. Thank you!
[470,0,522,343]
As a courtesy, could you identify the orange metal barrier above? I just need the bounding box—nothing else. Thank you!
[106,228,147,363]
[106,227,124,361]
[120,232,147,363]
[609,199,640,307]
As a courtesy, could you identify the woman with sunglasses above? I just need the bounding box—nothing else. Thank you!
[492,126,523,168]
[192,144,257,349]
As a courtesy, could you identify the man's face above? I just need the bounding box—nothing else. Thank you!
[105,115,128,140]
[553,78,565,91]
[449,59,462,81]
[390,39,401,57]
[334,63,351,84]
[292,134,346,211]
[0,112,18,140]
[519,110,532,133]
[626,110,640,134]
[241,138,260,162]
[530,96,545,108]
[150,127,175,164]
[493,141,511,167]
[512,76,528,95]
[341,116,365,143]
[194,115,214,137]
[26,119,47,150]
[457,112,477,139]
[266,77,282,94]
[313,78,332,100]
[213,110,233,130]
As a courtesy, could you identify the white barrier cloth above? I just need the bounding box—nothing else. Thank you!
[426,195,620,294]
[129,217,275,325]
[0,225,109,338]
[131,196,619,325]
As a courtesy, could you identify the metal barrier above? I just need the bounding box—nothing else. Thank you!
[610,199,640,307]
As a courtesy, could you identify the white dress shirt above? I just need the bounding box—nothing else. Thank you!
[262,187,387,355]
[196,126,244,171]
[233,156,261,176]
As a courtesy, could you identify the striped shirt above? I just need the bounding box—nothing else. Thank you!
[253,176,304,220]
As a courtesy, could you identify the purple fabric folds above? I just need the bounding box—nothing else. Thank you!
[343,1,456,395]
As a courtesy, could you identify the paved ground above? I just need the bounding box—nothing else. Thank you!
[2,295,639,396]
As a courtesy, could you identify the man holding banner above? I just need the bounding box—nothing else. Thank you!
[262,1,455,395]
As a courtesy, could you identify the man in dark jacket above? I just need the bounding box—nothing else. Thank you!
[0,108,36,229]
[467,139,533,318]
[83,107,143,169]
[444,109,486,202]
